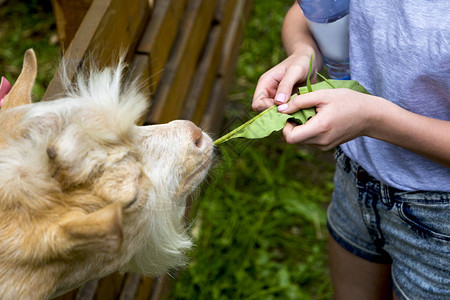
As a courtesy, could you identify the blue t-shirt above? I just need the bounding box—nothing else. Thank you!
[340,0,450,192]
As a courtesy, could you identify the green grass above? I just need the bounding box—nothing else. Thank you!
[171,1,335,299]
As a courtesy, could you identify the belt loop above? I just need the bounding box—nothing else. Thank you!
[380,183,394,207]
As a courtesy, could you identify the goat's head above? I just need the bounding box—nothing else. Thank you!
[0,50,213,299]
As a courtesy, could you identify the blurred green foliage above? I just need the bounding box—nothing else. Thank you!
[0,0,59,101]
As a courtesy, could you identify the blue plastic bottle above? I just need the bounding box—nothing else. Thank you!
[297,0,350,80]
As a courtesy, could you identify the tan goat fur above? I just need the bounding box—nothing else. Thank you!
[0,50,213,299]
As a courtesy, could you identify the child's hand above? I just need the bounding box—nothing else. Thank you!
[252,52,320,112]
[277,88,379,149]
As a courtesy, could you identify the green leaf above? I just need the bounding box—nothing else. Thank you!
[213,101,316,145]
[306,54,313,93]
[214,59,371,145]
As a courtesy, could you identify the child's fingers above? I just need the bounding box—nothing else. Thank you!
[277,90,326,114]
[282,120,319,144]
[274,65,307,104]
[252,69,283,111]
[252,97,276,112]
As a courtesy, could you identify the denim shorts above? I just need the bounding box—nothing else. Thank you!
[327,147,450,300]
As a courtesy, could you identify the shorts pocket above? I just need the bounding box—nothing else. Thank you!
[397,202,450,241]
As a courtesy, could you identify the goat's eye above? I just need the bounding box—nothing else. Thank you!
[124,193,139,210]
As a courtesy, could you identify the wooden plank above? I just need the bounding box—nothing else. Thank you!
[179,24,222,123]
[202,78,226,134]
[43,0,150,100]
[93,272,125,300]
[133,276,155,300]
[137,0,189,95]
[218,0,252,78]
[51,0,93,51]
[214,0,238,30]
[146,0,218,124]
[202,0,253,133]
[180,0,238,124]
[124,53,153,126]
[150,276,176,300]
[118,273,141,300]
[75,280,99,300]
[53,279,97,300]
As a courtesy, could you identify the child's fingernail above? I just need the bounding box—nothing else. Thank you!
[278,104,288,112]
[275,93,286,103]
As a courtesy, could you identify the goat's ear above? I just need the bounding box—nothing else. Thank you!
[58,202,123,256]
[2,49,37,110]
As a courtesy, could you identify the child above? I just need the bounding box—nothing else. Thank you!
[252,1,450,299]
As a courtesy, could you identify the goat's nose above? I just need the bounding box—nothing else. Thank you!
[169,120,206,148]
[187,121,204,148]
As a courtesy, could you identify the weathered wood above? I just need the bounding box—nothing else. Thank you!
[181,25,222,124]
[53,280,96,300]
[43,0,150,100]
[93,272,125,300]
[133,276,155,300]
[149,276,175,300]
[147,0,218,124]
[75,280,98,300]
[51,0,93,51]
[179,0,226,122]
[118,273,142,300]
[202,0,253,133]
[137,0,190,95]
[180,0,237,124]
[125,53,152,125]
[218,0,253,79]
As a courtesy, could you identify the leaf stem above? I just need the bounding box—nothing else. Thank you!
[306,54,313,92]
[316,72,335,88]
[214,106,277,145]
